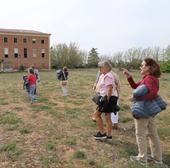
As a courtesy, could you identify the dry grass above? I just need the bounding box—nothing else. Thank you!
[0,69,169,168]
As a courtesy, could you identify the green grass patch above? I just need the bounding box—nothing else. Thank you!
[73,150,86,159]
[87,159,96,166]
[0,140,23,159]
[158,128,170,138]
[6,124,19,131]
[65,137,76,146]
[120,103,130,111]
[0,140,17,152]
[40,155,59,165]
[164,154,170,166]
[20,128,30,134]
[48,109,62,118]
[119,116,132,123]
[158,115,170,125]
[31,105,52,112]
[46,140,56,151]
[0,113,20,125]
[64,108,80,117]
[0,98,8,105]
[118,145,137,158]
[38,97,49,103]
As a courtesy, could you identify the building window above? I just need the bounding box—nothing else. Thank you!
[4,37,8,43]
[24,48,28,58]
[41,49,45,58]
[32,38,36,44]
[14,48,19,58]
[41,40,45,44]
[14,37,17,43]
[4,48,9,58]
[23,38,27,43]
[32,49,37,57]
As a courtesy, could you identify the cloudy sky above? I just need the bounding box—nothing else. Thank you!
[1,0,170,55]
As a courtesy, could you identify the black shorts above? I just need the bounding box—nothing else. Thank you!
[98,96,118,113]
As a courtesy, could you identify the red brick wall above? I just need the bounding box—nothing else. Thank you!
[0,33,50,70]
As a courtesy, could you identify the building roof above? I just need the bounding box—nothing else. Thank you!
[0,28,51,36]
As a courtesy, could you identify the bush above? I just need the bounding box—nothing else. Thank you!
[160,61,170,73]
[19,65,25,71]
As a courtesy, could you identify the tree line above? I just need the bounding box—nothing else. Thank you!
[50,43,170,72]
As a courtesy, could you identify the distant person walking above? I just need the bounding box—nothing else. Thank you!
[123,58,166,167]
[32,65,40,98]
[56,66,69,96]
[27,68,36,104]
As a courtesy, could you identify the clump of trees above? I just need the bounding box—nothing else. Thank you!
[50,42,87,68]
[50,42,170,72]
[110,46,170,72]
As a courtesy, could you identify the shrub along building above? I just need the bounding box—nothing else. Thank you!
[0,28,51,71]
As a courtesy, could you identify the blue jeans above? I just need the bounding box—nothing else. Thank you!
[28,84,36,102]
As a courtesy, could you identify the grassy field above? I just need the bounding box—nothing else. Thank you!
[0,69,169,168]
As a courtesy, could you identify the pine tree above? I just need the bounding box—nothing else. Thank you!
[87,48,99,67]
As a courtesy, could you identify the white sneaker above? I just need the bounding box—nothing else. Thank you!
[130,156,147,166]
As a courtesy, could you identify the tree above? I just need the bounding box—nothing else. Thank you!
[50,42,87,68]
[87,48,100,67]
[164,45,170,61]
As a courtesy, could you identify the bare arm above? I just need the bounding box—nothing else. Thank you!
[106,85,113,101]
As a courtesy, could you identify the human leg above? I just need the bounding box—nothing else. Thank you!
[105,112,112,137]
[134,118,149,162]
[91,110,97,121]
[29,85,36,103]
[61,84,68,96]
[148,117,162,162]
[111,112,119,129]
[95,111,105,134]
[94,111,107,139]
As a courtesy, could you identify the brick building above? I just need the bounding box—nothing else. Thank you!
[0,28,51,71]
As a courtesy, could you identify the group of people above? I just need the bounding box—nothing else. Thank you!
[23,65,40,103]
[91,58,167,167]
[23,65,68,104]
[23,59,167,167]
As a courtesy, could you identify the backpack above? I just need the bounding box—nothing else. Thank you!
[56,69,63,80]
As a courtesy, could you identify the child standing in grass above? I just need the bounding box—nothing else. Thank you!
[27,68,36,104]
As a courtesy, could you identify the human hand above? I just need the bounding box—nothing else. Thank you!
[122,69,132,78]
[93,84,96,90]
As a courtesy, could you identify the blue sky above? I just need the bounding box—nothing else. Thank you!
[1,0,170,55]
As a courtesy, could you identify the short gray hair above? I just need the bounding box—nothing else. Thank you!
[98,60,112,71]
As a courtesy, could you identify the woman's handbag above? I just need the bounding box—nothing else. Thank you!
[92,93,100,105]
[92,94,108,112]
[132,95,167,119]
